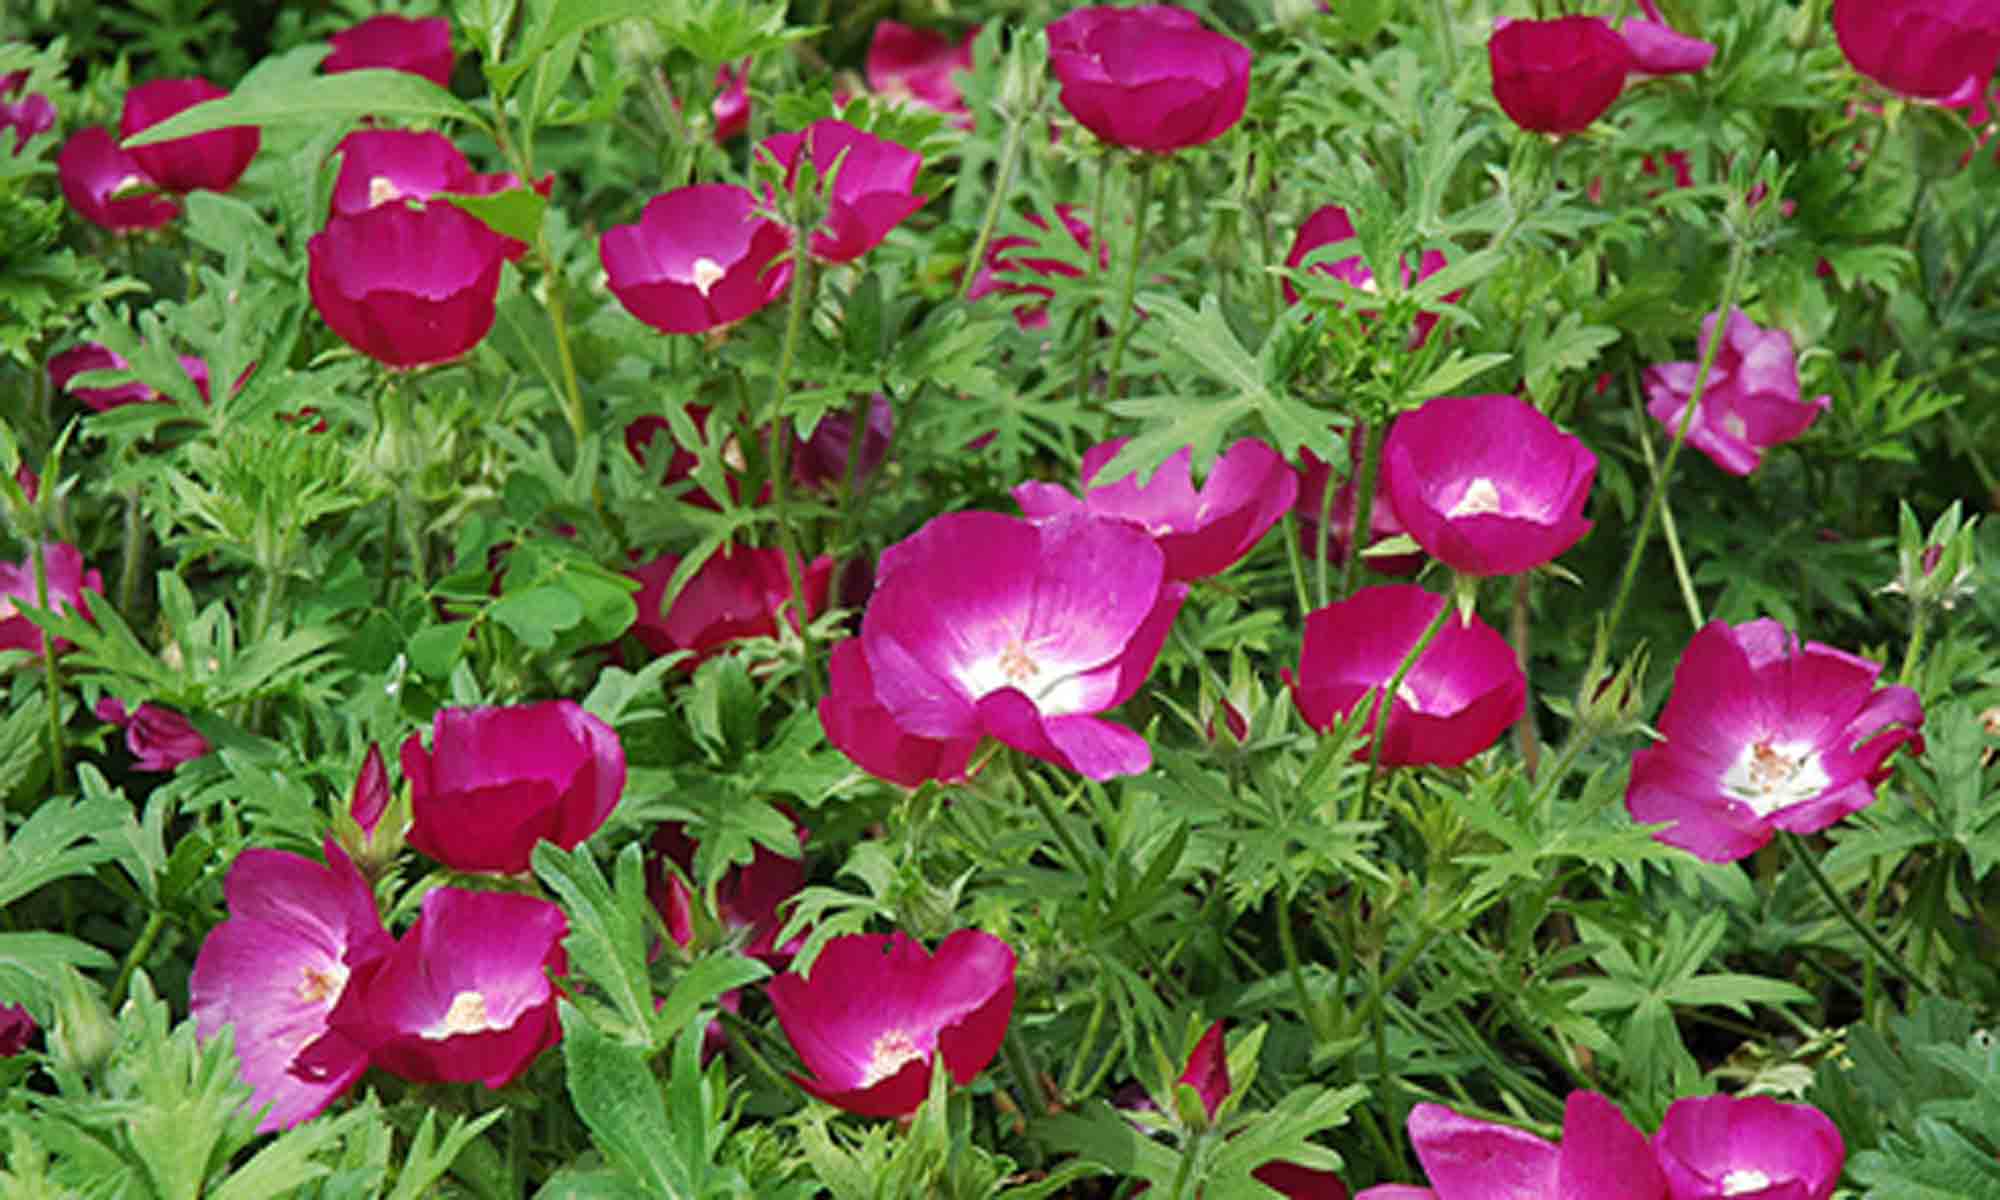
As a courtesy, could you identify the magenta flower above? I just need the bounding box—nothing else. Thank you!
[1643,308,1830,477]
[1283,585,1524,768]
[1013,437,1297,582]
[1293,435,1423,577]
[858,512,1185,781]
[331,887,566,1089]
[601,184,792,334]
[821,637,981,788]
[964,204,1103,329]
[866,21,978,125]
[1359,1092,1665,1200]
[95,698,209,772]
[402,700,626,875]
[758,120,927,263]
[48,342,214,411]
[1488,17,1634,135]
[0,1004,33,1056]
[1381,394,1596,577]
[712,59,751,141]
[307,200,509,369]
[1627,619,1924,863]
[323,14,455,89]
[189,841,392,1132]
[1178,1020,1230,1120]
[330,129,540,259]
[0,72,54,154]
[1833,0,2000,104]
[1619,19,1716,76]
[119,78,259,194]
[349,743,389,841]
[1282,205,1454,348]
[650,815,807,965]
[0,543,102,658]
[1653,1094,1844,1200]
[626,546,832,667]
[769,929,1015,1118]
[57,127,178,231]
[793,395,894,492]
[1047,5,1251,153]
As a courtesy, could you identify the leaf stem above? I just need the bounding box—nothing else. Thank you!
[110,909,166,1009]
[1105,157,1157,404]
[1339,421,1388,603]
[1779,831,1933,998]
[766,241,821,700]
[1358,588,1460,815]
[958,116,1028,303]
[33,541,64,792]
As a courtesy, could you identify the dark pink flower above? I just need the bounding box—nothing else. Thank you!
[1012,437,1297,581]
[857,512,1186,781]
[821,637,980,788]
[626,546,833,667]
[712,59,751,141]
[350,743,389,840]
[1488,17,1634,135]
[48,343,214,411]
[1253,1163,1350,1200]
[1283,585,1524,768]
[0,1004,32,1056]
[1643,308,1830,477]
[307,201,508,369]
[1293,434,1423,577]
[331,887,565,1089]
[56,127,178,231]
[769,929,1015,1118]
[1833,0,2000,105]
[95,697,209,772]
[964,205,1103,329]
[323,14,455,89]
[1371,1092,1665,1200]
[1652,1094,1844,1200]
[650,815,807,965]
[189,841,392,1131]
[1627,619,1924,864]
[1284,204,1455,347]
[1179,1020,1229,1120]
[600,184,791,334]
[792,394,894,491]
[119,78,259,194]
[402,700,626,875]
[1619,18,1716,75]
[0,71,54,154]
[1047,5,1251,153]
[866,22,978,125]
[329,129,539,258]
[624,407,751,511]
[0,543,102,658]
[1381,394,1596,577]
[757,120,927,263]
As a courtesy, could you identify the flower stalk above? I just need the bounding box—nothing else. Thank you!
[1104,156,1157,403]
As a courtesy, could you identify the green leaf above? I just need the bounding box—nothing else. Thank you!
[490,586,585,650]
[0,933,116,1019]
[441,187,547,246]
[121,69,491,147]
[651,952,769,1047]
[559,1001,701,1200]
[533,843,658,1042]
[0,788,129,908]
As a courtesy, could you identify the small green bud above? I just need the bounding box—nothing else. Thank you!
[1882,501,1978,612]
[46,968,116,1079]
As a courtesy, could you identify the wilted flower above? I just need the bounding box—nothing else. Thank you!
[1652,1094,1844,1200]
[600,184,792,334]
[1283,585,1525,768]
[307,200,509,369]
[0,71,54,154]
[402,700,626,875]
[964,205,1103,329]
[867,21,978,125]
[1354,1092,1665,1200]
[56,127,179,231]
[1012,437,1298,581]
[626,546,832,666]
[1643,308,1830,477]
[1832,0,2000,104]
[769,929,1016,1118]
[95,697,209,772]
[758,120,927,264]
[1619,18,1716,75]
[1283,205,1456,348]
[651,816,807,965]
[323,14,455,89]
[0,543,102,658]
[1381,394,1597,577]
[1487,17,1634,135]
[1047,5,1252,153]
[119,78,259,194]
[820,637,981,787]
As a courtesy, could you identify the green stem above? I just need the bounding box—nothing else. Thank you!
[1060,988,1109,1100]
[1276,884,1326,1040]
[116,481,145,619]
[34,540,63,792]
[111,909,165,1008]
[1080,152,1113,405]
[1022,768,1094,875]
[1001,1028,1049,1119]
[1280,513,1312,618]
[1899,603,1928,689]
[717,1007,796,1095]
[541,247,591,454]
[1104,158,1157,404]
[1629,376,1704,629]
[1339,422,1388,603]
[958,116,1029,303]
[1432,0,1458,80]
[765,241,821,700]
[1370,956,1407,1177]
[1358,589,1460,815]
[1510,573,1540,776]
[1780,831,1933,997]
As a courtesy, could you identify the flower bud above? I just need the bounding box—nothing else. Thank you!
[47,968,116,1078]
[1882,501,1978,612]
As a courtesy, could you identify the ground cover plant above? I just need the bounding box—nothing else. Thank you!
[4,0,2000,1195]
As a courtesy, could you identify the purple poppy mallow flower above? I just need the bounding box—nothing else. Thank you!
[1488,16,1635,135]
[711,59,750,142]
[323,14,455,89]
[189,841,393,1132]
[964,204,1105,330]
[1381,394,1597,577]
[792,394,894,492]
[1012,437,1298,582]
[307,200,509,370]
[1282,585,1525,768]
[1652,1094,1844,1200]
[402,700,626,876]
[650,815,808,966]
[757,120,926,264]
[768,929,1016,1118]
[1833,0,2000,105]
[1046,5,1252,154]
[600,184,792,334]
[1643,308,1830,477]
[350,743,389,841]
[821,638,981,788]
[56,126,178,231]
[1626,619,1924,864]
[0,1003,33,1056]
[1375,1092,1666,1200]
[626,547,833,668]
[119,78,259,195]
[867,21,979,127]
[1282,205,1455,348]
[0,543,103,658]
[1619,18,1717,76]
[329,887,566,1090]
[1180,1020,1230,1122]
[329,129,542,260]
[95,698,209,772]
[858,511,1186,781]
[49,343,218,411]
[0,72,54,155]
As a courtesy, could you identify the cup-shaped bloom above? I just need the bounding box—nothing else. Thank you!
[1013,437,1297,581]
[1833,0,2000,104]
[1282,205,1454,348]
[1388,1092,1665,1200]
[307,200,508,369]
[757,120,927,263]
[329,129,539,258]
[402,700,626,875]
[601,184,791,334]
[0,1004,33,1056]
[965,205,1103,329]
[859,511,1186,781]
[1488,17,1634,135]
[1643,309,1830,477]
[821,638,981,787]
[769,929,1015,1118]
[0,543,103,657]
[189,841,392,1131]
[96,698,209,772]
[324,14,455,89]
[0,72,54,154]
[331,887,566,1089]
[1047,5,1251,153]
[651,815,807,964]
[1283,585,1524,768]
[626,546,833,666]
[867,21,978,125]
[1626,619,1924,863]
[1620,18,1716,76]
[1381,394,1597,577]
[1652,1094,1843,1200]
[57,127,177,231]
[119,78,259,194]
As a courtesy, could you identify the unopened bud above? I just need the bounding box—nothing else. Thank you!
[1881,501,1977,612]
[46,968,115,1078]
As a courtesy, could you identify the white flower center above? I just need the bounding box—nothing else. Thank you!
[690,256,727,297]
[367,175,403,207]
[110,173,148,199]
[1721,738,1831,817]
[425,989,498,1039]
[960,635,1091,715]
[1722,413,1749,440]
[1446,476,1506,519]
[294,963,348,1007]
[859,1028,925,1086]
[1721,1168,1773,1195]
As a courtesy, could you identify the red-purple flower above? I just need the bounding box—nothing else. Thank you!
[1381,394,1596,577]
[48,342,213,411]
[758,120,927,264]
[791,394,894,492]
[1626,619,1924,864]
[307,200,509,369]
[0,1004,33,1056]
[0,543,102,658]
[1833,0,2000,105]
[1619,18,1716,76]
[402,700,626,875]
[1355,1092,1665,1200]
[1283,585,1524,768]
[1643,308,1830,477]
[600,184,792,334]
[821,637,981,788]
[119,78,259,194]
[1293,434,1423,577]
[866,22,978,126]
[1159,1022,1350,1196]
[1047,5,1252,153]
[712,59,751,141]
[1488,17,1635,135]
[626,546,832,667]
[1283,205,1455,348]
[189,841,392,1132]
[964,205,1103,329]
[95,698,209,772]
[856,512,1185,781]
[323,14,455,89]
[57,127,179,231]
[1652,1094,1844,1200]
[1012,437,1297,581]
[651,816,807,965]
[0,71,54,154]
[769,929,1015,1118]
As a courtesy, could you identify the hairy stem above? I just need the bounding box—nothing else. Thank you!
[1104,158,1157,404]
